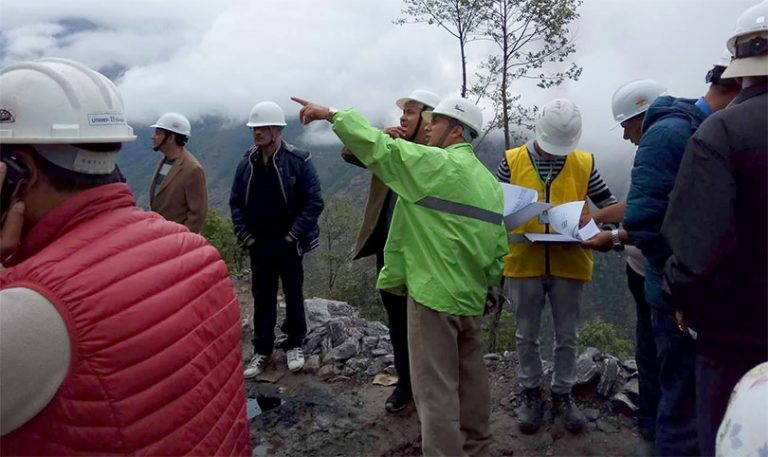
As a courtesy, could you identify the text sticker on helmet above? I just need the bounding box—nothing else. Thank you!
[88,113,126,126]
[73,150,118,174]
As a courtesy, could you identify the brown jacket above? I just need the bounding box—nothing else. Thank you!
[342,147,392,259]
[149,149,208,233]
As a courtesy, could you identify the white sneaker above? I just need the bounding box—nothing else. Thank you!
[286,347,305,372]
[243,353,270,379]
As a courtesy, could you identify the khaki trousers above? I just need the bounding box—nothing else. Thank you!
[407,297,491,457]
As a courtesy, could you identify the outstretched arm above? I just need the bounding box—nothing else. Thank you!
[292,97,442,203]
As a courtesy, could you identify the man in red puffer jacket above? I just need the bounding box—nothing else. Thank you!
[0,58,251,456]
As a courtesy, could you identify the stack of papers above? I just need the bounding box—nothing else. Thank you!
[500,183,600,243]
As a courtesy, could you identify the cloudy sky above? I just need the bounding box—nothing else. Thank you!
[0,0,752,196]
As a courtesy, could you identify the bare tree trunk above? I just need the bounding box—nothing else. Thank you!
[327,231,333,294]
[500,1,511,149]
[460,37,468,97]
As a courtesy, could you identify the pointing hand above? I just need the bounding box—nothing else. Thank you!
[291,97,332,125]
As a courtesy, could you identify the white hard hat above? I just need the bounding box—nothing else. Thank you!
[150,112,191,137]
[0,57,136,144]
[421,95,483,139]
[715,362,768,457]
[246,101,287,128]
[723,0,768,78]
[611,79,667,126]
[715,49,734,68]
[535,98,582,156]
[396,89,441,111]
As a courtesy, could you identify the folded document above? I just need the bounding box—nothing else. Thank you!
[524,201,599,243]
[500,184,598,243]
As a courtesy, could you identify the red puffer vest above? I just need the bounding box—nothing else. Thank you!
[0,184,251,456]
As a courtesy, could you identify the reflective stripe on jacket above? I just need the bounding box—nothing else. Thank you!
[332,109,507,316]
[504,145,594,281]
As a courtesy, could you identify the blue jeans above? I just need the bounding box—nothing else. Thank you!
[651,309,699,456]
[626,265,659,438]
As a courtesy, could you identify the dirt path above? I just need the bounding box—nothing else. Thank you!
[247,360,647,457]
[236,280,648,456]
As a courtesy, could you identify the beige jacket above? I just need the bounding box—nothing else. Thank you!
[149,149,208,233]
[342,147,392,259]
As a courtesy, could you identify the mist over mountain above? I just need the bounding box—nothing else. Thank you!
[118,117,368,213]
[119,116,634,215]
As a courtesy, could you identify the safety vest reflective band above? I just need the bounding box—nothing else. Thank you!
[416,195,503,225]
[503,144,594,281]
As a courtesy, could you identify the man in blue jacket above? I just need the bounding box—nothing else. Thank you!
[622,66,740,455]
[230,101,324,378]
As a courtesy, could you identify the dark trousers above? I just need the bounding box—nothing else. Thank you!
[377,251,411,394]
[651,308,699,456]
[250,241,306,355]
[696,351,765,456]
[626,265,660,437]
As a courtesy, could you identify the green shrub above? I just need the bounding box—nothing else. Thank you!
[580,317,633,359]
[200,208,247,276]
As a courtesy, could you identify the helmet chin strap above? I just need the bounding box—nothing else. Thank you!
[407,115,423,142]
[153,131,170,152]
[264,127,281,150]
[434,119,460,148]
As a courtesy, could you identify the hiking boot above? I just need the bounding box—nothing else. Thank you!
[244,353,270,379]
[517,388,544,434]
[384,385,413,413]
[552,392,586,433]
[286,347,305,372]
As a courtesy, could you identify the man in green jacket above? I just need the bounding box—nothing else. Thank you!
[293,95,507,457]
[339,89,440,413]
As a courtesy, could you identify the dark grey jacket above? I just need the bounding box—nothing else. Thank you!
[230,141,324,254]
[662,82,768,358]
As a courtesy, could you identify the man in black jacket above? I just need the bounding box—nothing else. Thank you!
[662,2,768,454]
[230,101,324,377]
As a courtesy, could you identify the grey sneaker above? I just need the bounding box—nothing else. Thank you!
[552,392,586,432]
[286,347,305,372]
[244,353,270,379]
[517,388,544,434]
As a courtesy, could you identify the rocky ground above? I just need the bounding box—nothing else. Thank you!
[234,280,652,457]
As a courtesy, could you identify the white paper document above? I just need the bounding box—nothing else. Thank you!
[524,201,600,243]
[500,183,552,230]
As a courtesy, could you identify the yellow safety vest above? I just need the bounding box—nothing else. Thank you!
[504,144,594,281]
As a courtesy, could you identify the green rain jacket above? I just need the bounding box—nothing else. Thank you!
[332,109,507,316]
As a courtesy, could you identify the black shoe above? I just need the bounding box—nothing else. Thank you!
[552,392,586,433]
[517,388,544,434]
[385,385,412,413]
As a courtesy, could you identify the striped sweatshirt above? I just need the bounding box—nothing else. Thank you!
[496,142,618,208]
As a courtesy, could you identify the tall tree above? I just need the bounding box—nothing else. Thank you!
[317,195,357,294]
[473,0,582,148]
[396,0,490,97]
